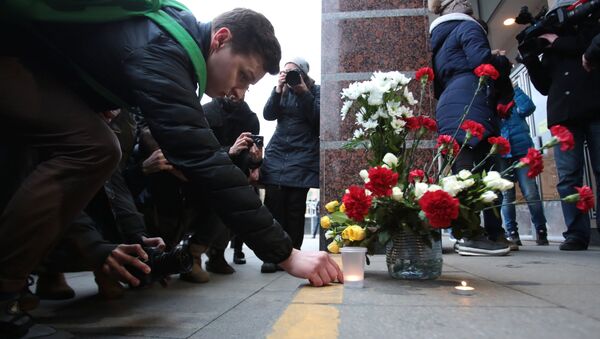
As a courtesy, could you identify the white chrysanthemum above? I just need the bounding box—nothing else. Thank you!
[414,182,429,199]
[341,81,365,100]
[480,191,498,203]
[392,186,404,201]
[361,118,379,130]
[403,86,418,106]
[390,118,406,133]
[386,100,402,118]
[383,153,398,168]
[367,88,384,106]
[340,100,353,120]
[458,169,473,180]
[373,107,388,120]
[353,128,365,139]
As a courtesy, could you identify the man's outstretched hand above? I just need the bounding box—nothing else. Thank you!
[278,249,344,286]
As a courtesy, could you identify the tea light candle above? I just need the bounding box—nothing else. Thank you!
[340,247,367,288]
[453,281,475,295]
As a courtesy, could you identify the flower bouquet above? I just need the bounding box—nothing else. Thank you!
[321,65,592,280]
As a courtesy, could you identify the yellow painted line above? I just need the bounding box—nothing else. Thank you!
[267,255,344,339]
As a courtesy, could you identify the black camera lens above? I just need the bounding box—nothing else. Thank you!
[285,70,302,86]
[127,245,193,287]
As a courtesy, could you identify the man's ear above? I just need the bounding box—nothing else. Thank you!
[210,27,233,52]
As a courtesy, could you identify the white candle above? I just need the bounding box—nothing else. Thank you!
[345,274,362,282]
[453,281,475,295]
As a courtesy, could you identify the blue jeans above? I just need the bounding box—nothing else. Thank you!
[500,157,547,235]
[554,120,600,244]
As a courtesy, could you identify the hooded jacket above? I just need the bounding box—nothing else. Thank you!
[5,7,292,263]
[430,13,500,146]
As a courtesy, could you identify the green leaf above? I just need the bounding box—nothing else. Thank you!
[329,211,351,225]
[378,231,391,245]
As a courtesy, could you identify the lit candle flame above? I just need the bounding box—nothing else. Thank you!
[461,281,467,287]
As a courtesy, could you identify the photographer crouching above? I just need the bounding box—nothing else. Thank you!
[519,0,600,250]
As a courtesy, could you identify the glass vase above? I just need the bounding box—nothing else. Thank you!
[385,229,442,280]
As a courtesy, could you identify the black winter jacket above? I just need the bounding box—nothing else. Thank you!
[261,85,320,188]
[203,98,261,176]
[522,23,600,127]
[7,8,292,263]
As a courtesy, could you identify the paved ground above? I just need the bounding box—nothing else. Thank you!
[31,236,600,339]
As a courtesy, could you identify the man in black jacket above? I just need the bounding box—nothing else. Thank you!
[521,1,600,251]
[0,7,342,337]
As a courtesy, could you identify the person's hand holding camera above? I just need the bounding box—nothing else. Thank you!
[249,143,263,163]
[230,132,253,156]
[102,244,150,287]
[275,70,287,93]
[289,73,308,94]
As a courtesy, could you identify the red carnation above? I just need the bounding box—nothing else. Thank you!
[436,135,460,156]
[342,185,373,222]
[550,125,575,152]
[519,148,544,178]
[497,101,514,119]
[418,190,460,228]
[404,117,421,131]
[488,136,511,156]
[365,166,399,197]
[416,67,434,83]
[575,186,595,213]
[421,117,437,132]
[408,169,425,184]
[474,64,499,80]
[461,120,485,141]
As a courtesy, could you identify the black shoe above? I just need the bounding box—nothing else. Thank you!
[457,235,511,256]
[19,276,39,312]
[261,262,278,273]
[496,236,519,251]
[559,238,588,251]
[233,251,246,265]
[507,231,522,245]
[536,230,549,245]
[0,298,71,338]
[206,250,235,274]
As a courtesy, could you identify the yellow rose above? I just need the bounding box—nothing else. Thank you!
[327,241,340,254]
[341,225,366,242]
[339,203,346,213]
[320,216,331,229]
[325,200,340,213]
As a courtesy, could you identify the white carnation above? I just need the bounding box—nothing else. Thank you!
[325,230,334,240]
[428,184,442,192]
[480,191,498,203]
[414,182,429,199]
[458,169,473,180]
[359,169,370,182]
[382,153,398,168]
[392,186,404,201]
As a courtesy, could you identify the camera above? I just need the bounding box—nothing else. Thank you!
[127,243,193,287]
[515,0,600,61]
[285,69,302,87]
[250,134,264,148]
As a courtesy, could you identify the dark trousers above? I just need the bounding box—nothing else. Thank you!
[0,57,121,292]
[263,185,309,251]
[452,141,504,239]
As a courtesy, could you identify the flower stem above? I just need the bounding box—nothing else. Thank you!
[450,81,483,143]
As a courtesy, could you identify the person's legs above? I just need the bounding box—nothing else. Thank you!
[284,187,310,250]
[0,57,121,294]
[261,185,287,272]
[515,165,548,243]
[554,123,589,249]
[452,142,510,256]
[500,157,518,235]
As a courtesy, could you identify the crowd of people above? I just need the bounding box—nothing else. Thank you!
[429,0,600,255]
[0,5,329,338]
[1,0,600,337]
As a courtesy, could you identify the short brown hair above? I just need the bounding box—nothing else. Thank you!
[213,8,281,75]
